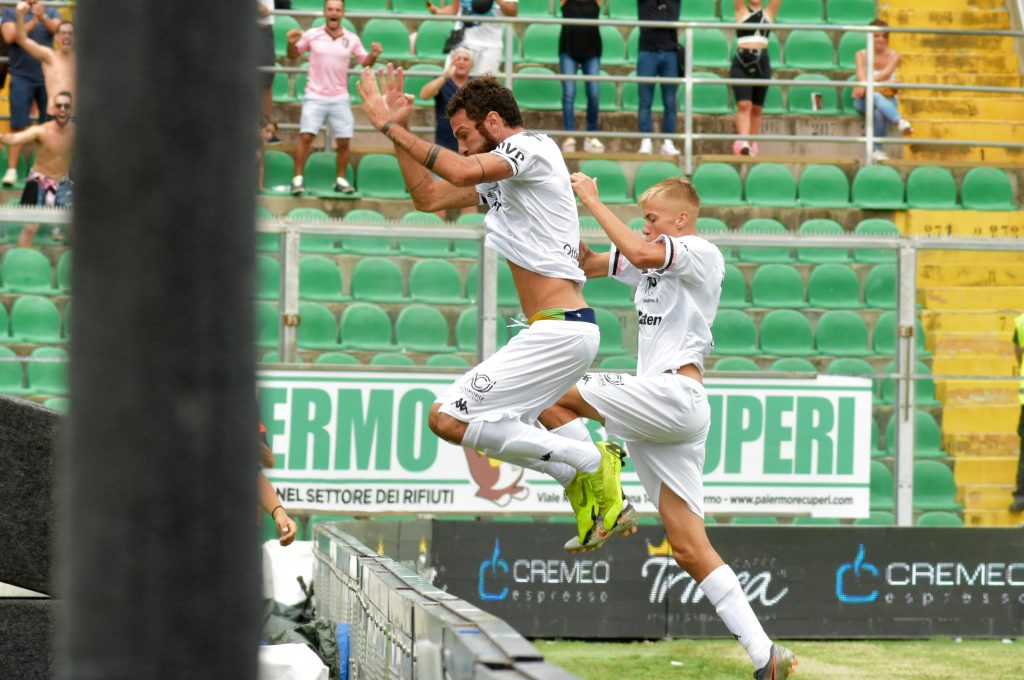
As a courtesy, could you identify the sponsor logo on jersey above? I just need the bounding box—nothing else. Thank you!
[638,311,663,326]
[470,373,496,393]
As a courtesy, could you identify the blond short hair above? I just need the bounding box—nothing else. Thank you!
[637,176,701,213]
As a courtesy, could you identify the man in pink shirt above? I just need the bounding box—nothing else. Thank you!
[287,0,381,195]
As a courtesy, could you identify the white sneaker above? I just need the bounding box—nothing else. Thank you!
[660,139,681,156]
[638,138,653,154]
[898,119,913,136]
[583,137,605,153]
[871,150,889,162]
[561,137,576,153]
[291,175,304,195]
[333,176,355,194]
[1,168,16,187]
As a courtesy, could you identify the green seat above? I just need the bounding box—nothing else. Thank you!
[454,213,485,258]
[836,32,868,68]
[720,263,748,308]
[356,154,411,199]
[760,309,816,356]
[261,351,304,365]
[750,264,807,308]
[583,277,634,308]
[906,166,959,210]
[880,359,941,408]
[761,85,785,114]
[841,75,859,114]
[871,419,884,457]
[10,296,63,343]
[683,29,730,68]
[272,15,301,57]
[886,409,945,458]
[680,0,719,21]
[398,211,451,257]
[519,23,560,64]
[815,310,872,356]
[633,161,683,200]
[256,255,280,300]
[853,219,900,264]
[872,311,929,357]
[826,358,874,397]
[573,68,619,112]
[864,264,896,309]
[771,357,816,373]
[340,209,393,255]
[299,255,348,302]
[852,165,907,210]
[271,72,296,104]
[2,248,54,294]
[512,67,562,111]
[869,460,894,510]
[598,25,628,66]
[625,27,640,62]
[256,302,278,349]
[413,20,454,61]
[916,511,963,527]
[913,460,962,511]
[792,516,840,525]
[288,207,340,253]
[730,516,779,525]
[807,263,863,309]
[713,357,759,372]
[315,351,360,365]
[621,70,666,114]
[787,73,840,114]
[595,308,628,355]
[370,353,416,366]
[828,0,875,24]
[303,151,358,199]
[392,0,433,11]
[777,0,824,24]
[519,0,554,15]
[745,163,797,207]
[56,250,71,293]
[961,167,1018,211]
[710,310,758,356]
[690,71,734,114]
[0,346,26,394]
[256,208,280,253]
[350,257,406,303]
[426,354,471,368]
[26,347,67,395]
[737,219,792,263]
[341,303,397,351]
[607,0,637,19]
[297,302,342,350]
[796,219,851,264]
[465,262,518,305]
[409,260,468,304]
[698,217,735,262]
[456,306,510,352]
[0,302,9,341]
[798,165,850,208]
[692,163,743,206]
[855,510,894,526]
[396,305,455,353]
[261,150,295,196]
[782,30,836,69]
[579,159,631,204]
[362,18,410,60]
[599,354,638,370]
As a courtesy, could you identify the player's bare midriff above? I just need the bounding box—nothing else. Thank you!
[507,259,588,320]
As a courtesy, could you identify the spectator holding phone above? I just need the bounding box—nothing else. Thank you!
[853,20,912,162]
[730,0,780,156]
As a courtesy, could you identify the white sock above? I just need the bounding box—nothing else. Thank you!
[517,457,577,487]
[551,418,591,443]
[699,565,773,670]
[463,418,600,473]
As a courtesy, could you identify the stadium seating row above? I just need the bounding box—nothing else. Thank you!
[0,248,71,295]
[0,295,69,344]
[724,262,897,309]
[0,346,66,396]
[870,459,960,512]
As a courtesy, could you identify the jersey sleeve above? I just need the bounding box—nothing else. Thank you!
[351,34,369,64]
[608,245,643,287]
[655,234,724,285]
[294,28,313,54]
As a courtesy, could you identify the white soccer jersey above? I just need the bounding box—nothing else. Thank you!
[476,132,585,283]
[609,234,724,378]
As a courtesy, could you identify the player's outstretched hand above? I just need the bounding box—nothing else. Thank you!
[570,172,599,206]
[357,63,414,131]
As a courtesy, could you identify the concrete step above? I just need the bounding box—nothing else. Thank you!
[880,8,1010,30]
[945,431,1019,457]
[964,509,1022,526]
[931,355,1018,377]
[954,456,1017,484]
[882,0,1005,10]
[901,72,1021,89]
[891,34,1016,53]
[962,484,1017,510]
[922,309,1022,333]
[923,286,1024,310]
[943,404,1020,433]
[918,264,1024,288]
[936,379,1018,405]
[896,210,1024,240]
[898,52,1017,76]
[912,119,1024,144]
[901,96,1024,120]
[929,332,1016,357]
[905,146,1024,164]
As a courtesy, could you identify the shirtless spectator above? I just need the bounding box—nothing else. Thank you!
[0,0,60,187]
[16,2,74,117]
[0,90,74,246]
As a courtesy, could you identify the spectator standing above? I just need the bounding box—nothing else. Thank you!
[0,0,60,187]
[1010,312,1024,514]
[853,20,912,162]
[419,47,474,153]
[257,0,279,141]
[287,0,382,195]
[428,0,519,77]
[730,0,780,156]
[558,0,604,154]
[636,0,681,156]
[15,2,73,118]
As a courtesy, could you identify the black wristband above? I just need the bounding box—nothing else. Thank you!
[381,121,393,136]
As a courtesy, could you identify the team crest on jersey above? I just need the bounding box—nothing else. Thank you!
[645,276,658,292]
[600,373,625,387]
[470,373,497,393]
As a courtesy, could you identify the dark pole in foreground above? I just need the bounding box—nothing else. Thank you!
[60,1,259,677]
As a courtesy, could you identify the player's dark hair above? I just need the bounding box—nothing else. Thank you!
[445,75,523,129]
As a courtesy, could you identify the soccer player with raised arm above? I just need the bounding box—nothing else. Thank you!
[538,175,797,680]
[356,66,637,545]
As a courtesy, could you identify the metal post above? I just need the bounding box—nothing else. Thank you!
[62,0,261,677]
[684,27,694,176]
[478,246,498,361]
[279,223,300,363]
[865,29,875,163]
[894,241,917,527]
[503,21,514,89]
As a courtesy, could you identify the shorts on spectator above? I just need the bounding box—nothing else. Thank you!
[21,173,73,208]
[9,75,47,129]
[258,25,275,90]
[299,95,354,138]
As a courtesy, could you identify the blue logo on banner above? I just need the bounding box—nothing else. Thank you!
[835,544,879,603]
[478,539,509,601]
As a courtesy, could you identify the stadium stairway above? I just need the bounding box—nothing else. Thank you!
[881,0,1024,163]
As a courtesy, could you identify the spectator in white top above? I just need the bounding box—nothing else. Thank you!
[852,19,912,162]
[428,0,518,76]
